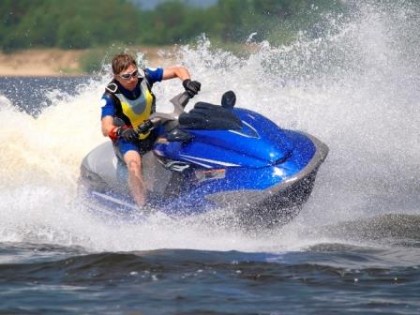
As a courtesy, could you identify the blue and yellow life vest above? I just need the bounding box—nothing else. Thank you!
[105,78,156,140]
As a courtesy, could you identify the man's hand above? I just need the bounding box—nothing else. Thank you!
[183,79,201,97]
[137,119,154,134]
[117,127,138,141]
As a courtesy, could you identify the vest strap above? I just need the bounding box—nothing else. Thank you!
[105,82,118,93]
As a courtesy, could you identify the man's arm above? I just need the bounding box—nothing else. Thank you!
[161,65,191,81]
[101,115,115,137]
[100,95,118,138]
[161,65,201,97]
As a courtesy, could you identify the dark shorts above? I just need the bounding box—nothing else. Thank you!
[113,132,157,161]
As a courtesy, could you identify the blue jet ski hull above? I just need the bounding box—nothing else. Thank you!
[79,98,328,227]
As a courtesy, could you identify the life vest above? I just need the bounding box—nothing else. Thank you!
[105,77,156,140]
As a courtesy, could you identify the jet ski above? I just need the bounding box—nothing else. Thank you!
[79,90,329,227]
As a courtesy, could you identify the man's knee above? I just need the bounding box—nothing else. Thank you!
[126,159,141,173]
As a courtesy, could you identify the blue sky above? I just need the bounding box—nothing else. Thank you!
[130,0,218,10]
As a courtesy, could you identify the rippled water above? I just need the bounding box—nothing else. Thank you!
[0,1,419,314]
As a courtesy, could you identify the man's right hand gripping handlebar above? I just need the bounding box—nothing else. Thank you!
[116,127,138,141]
[137,119,154,135]
[111,120,153,142]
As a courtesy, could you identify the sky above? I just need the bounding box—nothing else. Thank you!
[130,0,218,10]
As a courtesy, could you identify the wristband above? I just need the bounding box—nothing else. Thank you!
[108,127,120,141]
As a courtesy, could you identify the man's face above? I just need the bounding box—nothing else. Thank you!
[114,64,139,91]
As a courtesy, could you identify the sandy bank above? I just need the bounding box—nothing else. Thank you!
[0,49,85,77]
[0,47,174,77]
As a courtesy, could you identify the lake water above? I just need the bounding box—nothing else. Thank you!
[0,1,419,314]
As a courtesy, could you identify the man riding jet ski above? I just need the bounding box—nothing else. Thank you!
[99,53,201,210]
[79,90,329,227]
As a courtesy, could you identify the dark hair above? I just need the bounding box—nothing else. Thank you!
[112,53,137,74]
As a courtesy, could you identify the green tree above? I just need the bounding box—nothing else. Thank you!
[0,0,142,51]
[139,1,211,44]
[0,0,348,51]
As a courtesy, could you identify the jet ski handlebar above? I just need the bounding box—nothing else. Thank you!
[135,90,238,135]
[135,91,192,135]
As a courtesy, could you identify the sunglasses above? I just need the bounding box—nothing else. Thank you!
[119,69,139,80]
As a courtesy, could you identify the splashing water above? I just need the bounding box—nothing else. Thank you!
[0,1,419,253]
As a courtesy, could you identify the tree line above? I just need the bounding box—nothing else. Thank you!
[0,0,345,52]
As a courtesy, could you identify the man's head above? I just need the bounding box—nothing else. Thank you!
[112,53,137,75]
[112,53,140,91]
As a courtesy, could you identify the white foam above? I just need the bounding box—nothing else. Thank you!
[0,1,419,252]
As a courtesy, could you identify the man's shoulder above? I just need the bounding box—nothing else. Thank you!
[102,80,120,101]
[145,67,163,83]
[101,91,118,107]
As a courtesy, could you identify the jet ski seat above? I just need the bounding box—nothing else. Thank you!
[178,102,242,130]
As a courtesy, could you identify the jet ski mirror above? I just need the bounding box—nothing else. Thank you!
[170,91,190,114]
[148,91,191,123]
[221,91,236,108]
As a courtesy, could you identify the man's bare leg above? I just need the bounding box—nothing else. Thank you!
[124,150,146,207]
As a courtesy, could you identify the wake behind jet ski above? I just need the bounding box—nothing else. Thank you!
[79,90,329,227]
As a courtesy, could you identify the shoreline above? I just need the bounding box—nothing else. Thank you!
[0,47,174,77]
[0,49,85,77]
